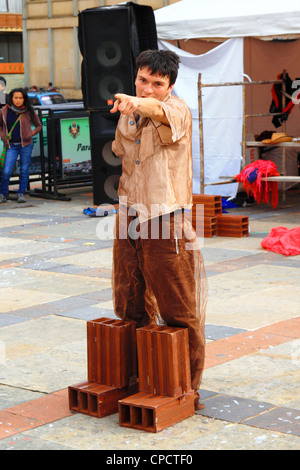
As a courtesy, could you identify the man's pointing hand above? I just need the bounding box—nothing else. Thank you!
[110,93,140,115]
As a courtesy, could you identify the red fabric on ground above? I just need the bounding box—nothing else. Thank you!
[261,226,300,256]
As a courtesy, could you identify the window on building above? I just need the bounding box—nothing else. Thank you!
[0,33,23,62]
[0,0,22,14]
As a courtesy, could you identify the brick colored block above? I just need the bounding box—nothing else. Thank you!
[191,215,218,237]
[192,194,222,217]
[217,214,249,237]
[118,391,194,433]
[68,380,139,418]
[137,325,192,397]
[87,317,137,388]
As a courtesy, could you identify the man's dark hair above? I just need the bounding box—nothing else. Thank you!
[136,50,180,87]
[0,76,6,87]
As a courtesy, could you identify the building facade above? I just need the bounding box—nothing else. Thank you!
[0,0,23,92]
[23,0,179,99]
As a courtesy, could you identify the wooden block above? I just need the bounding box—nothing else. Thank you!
[217,229,249,237]
[192,194,222,217]
[118,391,194,433]
[190,215,218,237]
[137,325,192,397]
[217,214,249,237]
[87,318,137,388]
[68,380,139,418]
[217,214,249,227]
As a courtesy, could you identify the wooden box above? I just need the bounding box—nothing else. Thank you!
[118,391,194,433]
[136,325,192,397]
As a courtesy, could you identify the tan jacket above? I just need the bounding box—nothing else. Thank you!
[112,94,193,222]
[0,105,42,149]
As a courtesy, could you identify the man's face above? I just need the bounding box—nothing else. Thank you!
[135,67,174,102]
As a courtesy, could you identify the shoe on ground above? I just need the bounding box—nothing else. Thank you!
[17,193,26,203]
[194,390,205,410]
[0,194,7,203]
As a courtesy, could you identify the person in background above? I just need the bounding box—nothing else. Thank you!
[0,88,42,203]
[47,82,56,92]
[0,76,8,107]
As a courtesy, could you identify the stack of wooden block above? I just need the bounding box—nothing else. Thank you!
[68,318,139,418]
[68,319,195,432]
[191,194,249,238]
[118,325,195,433]
[190,194,221,237]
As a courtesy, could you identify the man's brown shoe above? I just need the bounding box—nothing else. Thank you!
[194,390,205,410]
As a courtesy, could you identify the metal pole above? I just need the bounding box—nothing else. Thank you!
[22,0,30,88]
[242,82,246,170]
[282,70,287,202]
[73,27,80,90]
[48,28,54,86]
[198,73,204,194]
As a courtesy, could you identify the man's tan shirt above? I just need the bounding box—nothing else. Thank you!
[112,94,193,223]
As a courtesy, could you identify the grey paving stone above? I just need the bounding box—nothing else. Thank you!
[18,261,65,271]
[205,324,247,341]
[81,289,113,302]
[44,296,96,312]
[248,232,269,238]
[0,434,74,450]
[3,303,61,319]
[0,384,45,410]
[196,394,274,423]
[267,258,300,268]
[44,264,88,274]
[198,389,219,400]
[244,407,300,436]
[0,314,29,327]
[55,307,115,321]
[201,247,257,264]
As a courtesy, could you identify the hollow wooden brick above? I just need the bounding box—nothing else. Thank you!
[217,214,249,237]
[87,317,137,388]
[68,380,139,418]
[192,194,222,217]
[136,325,192,397]
[118,391,194,433]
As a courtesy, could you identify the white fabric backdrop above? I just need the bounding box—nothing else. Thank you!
[159,38,244,196]
[154,0,300,40]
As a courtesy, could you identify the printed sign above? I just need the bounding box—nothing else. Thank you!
[60,117,92,177]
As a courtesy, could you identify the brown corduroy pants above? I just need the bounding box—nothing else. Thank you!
[112,207,207,391]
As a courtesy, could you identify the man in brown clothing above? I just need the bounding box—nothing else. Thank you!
[110,50,207,409]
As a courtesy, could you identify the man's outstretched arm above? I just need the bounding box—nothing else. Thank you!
[110,93,170,125]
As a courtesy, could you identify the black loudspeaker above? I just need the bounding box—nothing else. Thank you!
[89,112,122,205]
[78,2,157,112]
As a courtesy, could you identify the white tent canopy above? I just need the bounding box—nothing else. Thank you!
[154,0,300,40]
